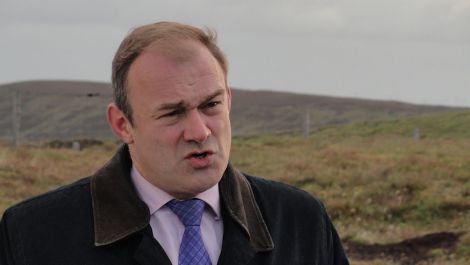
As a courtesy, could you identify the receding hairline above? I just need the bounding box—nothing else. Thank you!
[127,38,227,83]
[119,22,228,76]
[141,38,205,65]
[126,39,228,102]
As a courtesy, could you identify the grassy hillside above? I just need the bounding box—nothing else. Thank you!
[230,89,460,136]
[0,109,469,264]
[0,80,113,140]
[0,80,463,140]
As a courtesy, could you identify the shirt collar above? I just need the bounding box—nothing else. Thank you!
[130,166,221,220]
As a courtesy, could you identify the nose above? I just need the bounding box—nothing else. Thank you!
[183,110,211,143]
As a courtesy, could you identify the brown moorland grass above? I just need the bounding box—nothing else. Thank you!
[0,143,115,209]
[1,111,469,264]
[230,111,470,264]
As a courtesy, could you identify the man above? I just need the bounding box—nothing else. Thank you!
[0,22,349,264]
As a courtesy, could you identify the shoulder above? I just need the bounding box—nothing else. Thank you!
[1,178,98,263]
[241,174,350,264]
[243,174,337,249]
[1,177,92,228]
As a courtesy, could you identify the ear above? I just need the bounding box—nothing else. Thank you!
[106,103,134,144]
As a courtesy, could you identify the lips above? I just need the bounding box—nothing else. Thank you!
[185,150,214,159]
[185,150,214,168]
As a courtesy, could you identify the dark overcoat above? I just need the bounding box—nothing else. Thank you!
[0,145,349,265]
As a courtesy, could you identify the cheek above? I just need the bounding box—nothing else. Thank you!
[211,113,231,131]
[132,126,177,155]
[212,118,231,150]
[155,128,183,151]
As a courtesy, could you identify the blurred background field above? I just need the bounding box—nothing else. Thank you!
[1,110,469,264]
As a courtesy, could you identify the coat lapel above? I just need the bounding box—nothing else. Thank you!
[217,203,257,265]
[219,165,274,252]
[91,145,150,246]
[217,166,275,265]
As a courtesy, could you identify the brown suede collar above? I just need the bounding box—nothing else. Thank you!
[91,145,274,251]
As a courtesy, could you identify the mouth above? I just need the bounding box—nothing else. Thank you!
[186,150,214,160]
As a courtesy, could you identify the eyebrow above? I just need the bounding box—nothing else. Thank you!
[156,88,226,112]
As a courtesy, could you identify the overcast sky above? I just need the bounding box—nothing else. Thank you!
[1,0,469,106]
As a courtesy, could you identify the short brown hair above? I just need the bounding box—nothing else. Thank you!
[111,21,228,124]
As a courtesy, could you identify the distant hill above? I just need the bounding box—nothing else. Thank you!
[0,80,465,141]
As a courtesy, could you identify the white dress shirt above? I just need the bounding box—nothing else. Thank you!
[130,166,224,265]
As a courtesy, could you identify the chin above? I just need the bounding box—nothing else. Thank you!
[193,172,222,192]
[176,183,216,199]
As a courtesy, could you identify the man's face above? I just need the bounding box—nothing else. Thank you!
[125,42,231,199]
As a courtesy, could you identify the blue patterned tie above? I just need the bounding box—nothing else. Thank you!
[167,199,212,265]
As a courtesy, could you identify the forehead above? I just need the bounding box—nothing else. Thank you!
[144,39,199,64]
[127,41,226,105]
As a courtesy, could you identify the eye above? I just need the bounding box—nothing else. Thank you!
[162,108,185,118]
[204,101,220,108]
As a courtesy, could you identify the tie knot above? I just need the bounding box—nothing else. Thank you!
[167,199,205,226]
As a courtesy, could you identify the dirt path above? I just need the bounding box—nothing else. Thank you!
[344,231,464,265]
